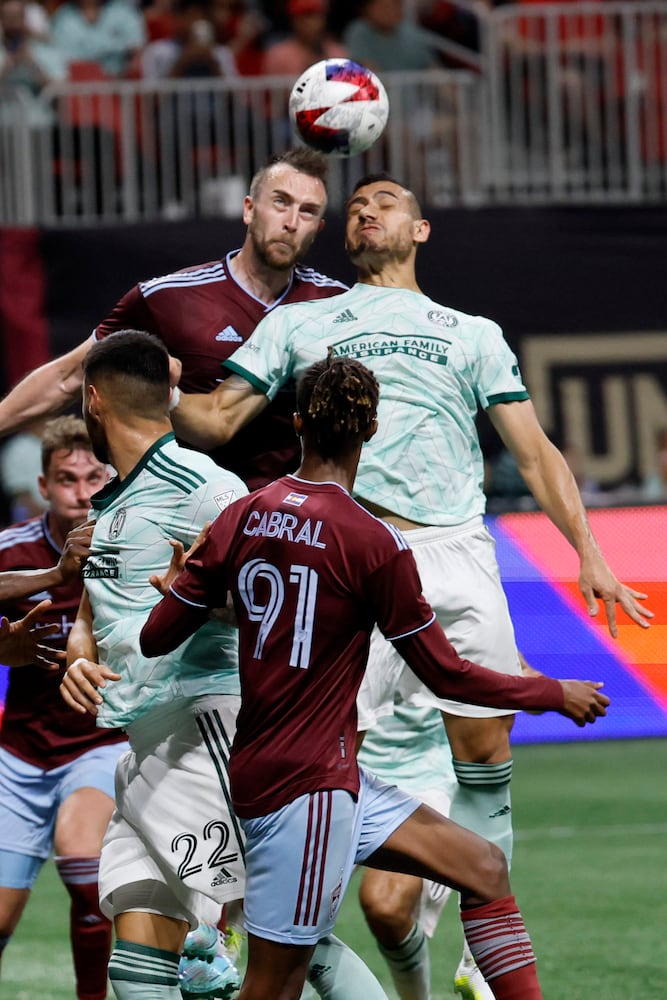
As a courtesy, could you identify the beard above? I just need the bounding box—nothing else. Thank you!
[84,411,110,466]
[250,225,313,272]
[346,233,412,271]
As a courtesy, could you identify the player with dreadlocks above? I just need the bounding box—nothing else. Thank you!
[140,356,608,1000]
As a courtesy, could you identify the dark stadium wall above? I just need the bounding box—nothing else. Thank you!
[1,205,666,489]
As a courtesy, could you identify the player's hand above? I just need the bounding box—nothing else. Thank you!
[559,680,610,727]
[579,549,653,637]
[58,521,94,582]
[0,599,62,669]
[149,522,211,596]
[60,656,121,716]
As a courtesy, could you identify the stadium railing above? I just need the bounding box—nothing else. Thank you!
[483,0,667,203]
[0,88,37,225]
[0,0,665,225]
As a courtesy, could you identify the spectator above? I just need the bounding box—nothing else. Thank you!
[262,0,346,77]
[211,0,267,75]
[0,0,66,124]
[142,0,178,42]
[24,0,51,41]
[417,0,484,60]
[343,0,438,73]
[50,0,146,77]
[141,0,237,78]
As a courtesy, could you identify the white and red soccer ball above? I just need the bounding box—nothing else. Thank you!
[289,58,390,158]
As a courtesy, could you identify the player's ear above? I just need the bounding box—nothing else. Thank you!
[413,218,430,244]
[293,412,304,437]
[364,418,378,443]
[317,217,325,233]
[241,195,254,225]
[85,383,102,419]
[37,473,49,503]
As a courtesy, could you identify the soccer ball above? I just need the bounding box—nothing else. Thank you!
[289,58,389,158]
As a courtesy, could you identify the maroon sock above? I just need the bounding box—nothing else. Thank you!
[461,894,543,1000]
[55,856,112,1000]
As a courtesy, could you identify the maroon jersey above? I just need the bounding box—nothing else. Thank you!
[0,516,126,769]
[141,477,563,818]
[94,254,348,489]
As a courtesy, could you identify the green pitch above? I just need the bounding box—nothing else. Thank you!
[3,739,666,999]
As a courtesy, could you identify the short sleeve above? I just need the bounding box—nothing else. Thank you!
[472,318,529,409]
[94,285,155,341]
[224,309,297,402]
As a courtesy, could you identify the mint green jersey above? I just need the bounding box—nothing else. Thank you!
[83,433,246,729]
[226,283,529,526]
[359,701,453,796]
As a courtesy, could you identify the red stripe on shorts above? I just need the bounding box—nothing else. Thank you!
[293,791,332,926]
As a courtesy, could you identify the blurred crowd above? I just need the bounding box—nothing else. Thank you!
[0,0,620,98]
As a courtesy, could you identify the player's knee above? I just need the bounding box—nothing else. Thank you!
[474,841,511,901]
[359,878,415,939]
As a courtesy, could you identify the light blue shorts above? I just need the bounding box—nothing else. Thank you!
[0,741,128,887]
[240,767,419,946]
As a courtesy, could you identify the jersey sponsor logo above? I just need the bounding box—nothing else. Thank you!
[82,554,120,578]
[109,507,126,540]
[282,491,308,507]
[333,308,357,323]
[215,325,243,343]
[428,309,458,328]
[214,489,237,511]
[243,510,326,548]
[332,333,452,366]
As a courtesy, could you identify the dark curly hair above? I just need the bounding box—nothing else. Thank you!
[296,350,379,460]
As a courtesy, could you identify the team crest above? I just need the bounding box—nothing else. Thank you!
[329,873,343,920]
[428,310,458,328]
[109,507,127,540]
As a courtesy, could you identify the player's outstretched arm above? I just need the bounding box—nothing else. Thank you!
[0,599,61,668]
[170,374,269,450]
[0,335,94,438]
[0,523,92,603]
[391,618,611,728]
[489,398,653,636]
[0,566,64,603]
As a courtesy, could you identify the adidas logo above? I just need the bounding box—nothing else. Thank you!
[333,308,357,323]
[215,325,243,342]
[210,865,238,888]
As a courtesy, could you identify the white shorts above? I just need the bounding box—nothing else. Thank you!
[99,695,244,929]
[357,517,520,729]
[240,768,419,946]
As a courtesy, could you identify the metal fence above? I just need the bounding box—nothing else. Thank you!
[483,0,667,201]
[0,0,666,225]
